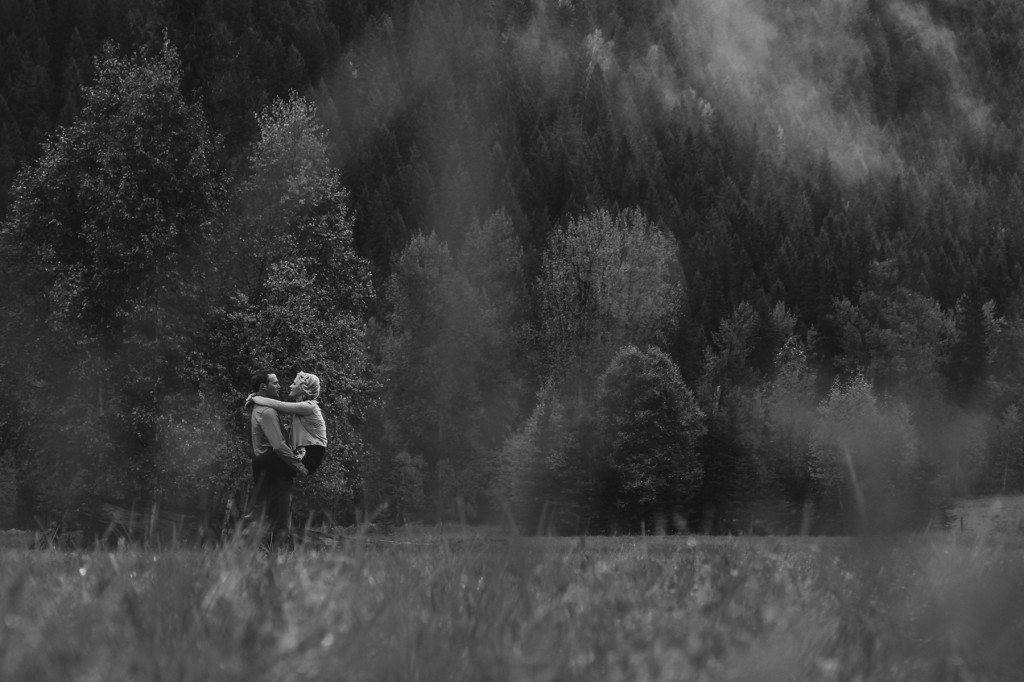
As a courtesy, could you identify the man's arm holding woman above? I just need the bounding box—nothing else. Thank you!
[254,407,296,458]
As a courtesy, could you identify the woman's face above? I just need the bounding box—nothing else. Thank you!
[288,376,304,399]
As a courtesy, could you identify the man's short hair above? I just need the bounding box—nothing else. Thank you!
[251,370,274,394]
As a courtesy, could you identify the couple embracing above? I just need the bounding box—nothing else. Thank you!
[246,370,327,542]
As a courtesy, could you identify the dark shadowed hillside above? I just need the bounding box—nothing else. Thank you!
[3,0,1024,535]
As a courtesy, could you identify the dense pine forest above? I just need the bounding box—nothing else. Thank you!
[3,0,1024,536]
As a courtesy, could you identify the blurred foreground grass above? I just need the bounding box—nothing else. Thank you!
[2,530,1023,681]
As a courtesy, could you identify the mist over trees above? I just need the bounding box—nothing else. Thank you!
[3,0,1024,534]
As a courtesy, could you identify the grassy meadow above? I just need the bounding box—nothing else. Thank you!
[2,525,1024,682]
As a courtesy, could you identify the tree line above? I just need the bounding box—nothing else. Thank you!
[3,0,1024,534]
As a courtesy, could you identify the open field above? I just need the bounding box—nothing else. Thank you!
[3,529,1024,682]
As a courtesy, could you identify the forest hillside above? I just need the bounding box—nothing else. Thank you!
[2,0,1024,535]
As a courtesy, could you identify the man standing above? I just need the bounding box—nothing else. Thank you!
[248,370,298,547]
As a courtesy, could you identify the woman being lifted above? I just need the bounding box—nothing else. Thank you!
[249,371,328,477]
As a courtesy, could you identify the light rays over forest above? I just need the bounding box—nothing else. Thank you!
[3,0,1024,534]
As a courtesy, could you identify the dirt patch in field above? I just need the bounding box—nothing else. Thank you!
[952,495,1024,535]
[0,529,35,549]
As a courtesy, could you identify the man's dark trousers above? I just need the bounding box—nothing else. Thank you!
[251,451,296,546]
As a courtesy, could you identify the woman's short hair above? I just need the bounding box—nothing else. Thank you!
[295,371,321,400]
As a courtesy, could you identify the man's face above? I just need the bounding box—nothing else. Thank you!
[262,374,281,398]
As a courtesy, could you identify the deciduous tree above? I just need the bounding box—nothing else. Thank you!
[535,207,683,396]
[810,375,932,533]
[596,345,705,531]
[203,93,377,520]
[0,41,222,519]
